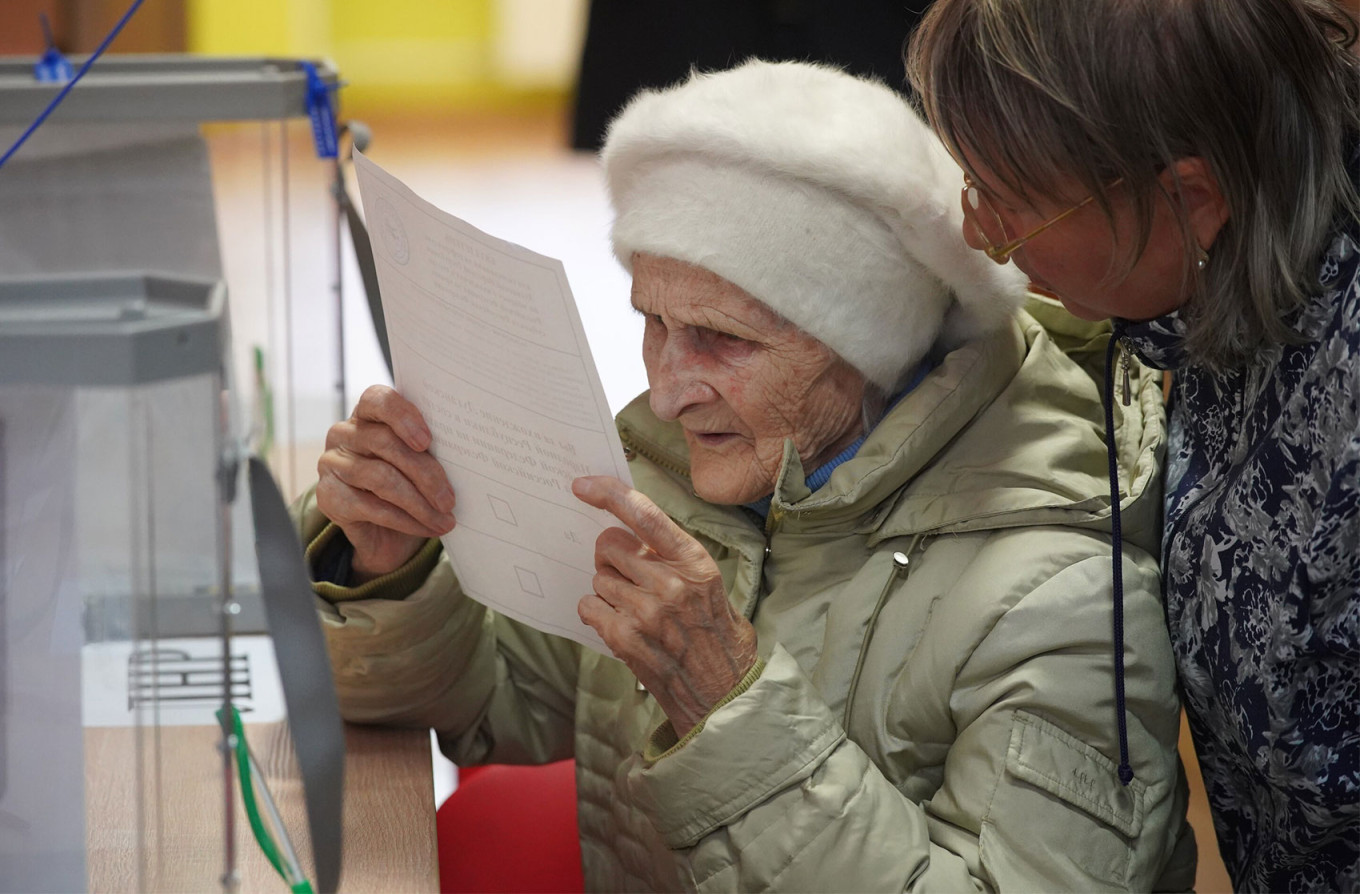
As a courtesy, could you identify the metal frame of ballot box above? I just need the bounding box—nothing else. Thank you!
[0,54,351,507]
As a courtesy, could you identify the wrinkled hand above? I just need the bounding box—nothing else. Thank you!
[573,475,758,737]
[316,385,456,582]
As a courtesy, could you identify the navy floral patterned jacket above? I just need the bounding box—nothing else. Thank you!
[1121,155,1359,892]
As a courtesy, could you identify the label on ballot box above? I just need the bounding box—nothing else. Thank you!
[81,634,286,728]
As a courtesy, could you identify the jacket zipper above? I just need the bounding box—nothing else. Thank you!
[620,426,774,624]
[842,533,923,730]
[619,431,691,695]
[618,428,691,479]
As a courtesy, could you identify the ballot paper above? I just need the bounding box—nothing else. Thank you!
[353,151,631,654]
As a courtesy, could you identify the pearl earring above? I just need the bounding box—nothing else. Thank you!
[1196,248,1209,271]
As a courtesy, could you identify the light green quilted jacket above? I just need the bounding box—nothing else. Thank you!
[297,297,1196,892]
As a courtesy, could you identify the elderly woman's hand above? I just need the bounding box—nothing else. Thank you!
[573,475,758,737]
[316,385,457,583]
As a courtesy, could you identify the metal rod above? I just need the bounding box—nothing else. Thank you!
[281,120,297,497]
[144,397,165,884]
[333,156,347,420]
[262,121,278,463]
[130,391,149,894]
[245,744,306,886]
[0,421,6,802]
[217,376,238,893]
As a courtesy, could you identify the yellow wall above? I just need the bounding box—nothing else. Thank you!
[187,0,295,56]
[186,0,570,116]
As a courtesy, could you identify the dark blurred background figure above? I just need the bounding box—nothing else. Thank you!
[571,0,934,150]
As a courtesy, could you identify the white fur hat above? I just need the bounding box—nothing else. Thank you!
[601,59,1028,391]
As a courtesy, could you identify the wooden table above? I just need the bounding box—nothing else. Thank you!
[85,722,438,893]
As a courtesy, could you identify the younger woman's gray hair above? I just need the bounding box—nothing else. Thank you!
[906,0,1360,372]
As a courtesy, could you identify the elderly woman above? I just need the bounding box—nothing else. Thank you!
[907,3,1359,890]
[299,61,1192,890]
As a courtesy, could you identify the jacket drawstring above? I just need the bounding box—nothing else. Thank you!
[1104,325,1135,786]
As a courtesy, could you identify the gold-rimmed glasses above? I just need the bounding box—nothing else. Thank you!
[962,173,1118,264]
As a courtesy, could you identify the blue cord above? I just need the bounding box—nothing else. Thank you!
[0,0,148,172]
[1103,324,1135,787]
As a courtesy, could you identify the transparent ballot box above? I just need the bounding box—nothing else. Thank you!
[0,273,343,894]
[0,52,351,893]
[0,273,233,892]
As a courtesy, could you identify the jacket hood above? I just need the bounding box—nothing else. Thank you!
[615,293,1166,556]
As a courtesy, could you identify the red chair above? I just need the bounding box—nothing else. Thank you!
[437,759,585,893]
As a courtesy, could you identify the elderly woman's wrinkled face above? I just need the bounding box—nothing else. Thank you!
[633,254,868,505]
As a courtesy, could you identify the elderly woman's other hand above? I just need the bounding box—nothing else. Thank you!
[316,385,457,583]
[574,475,758,736]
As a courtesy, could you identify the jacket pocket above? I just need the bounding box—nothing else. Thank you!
[1006,711,1145,837]
[979,711,1146,891]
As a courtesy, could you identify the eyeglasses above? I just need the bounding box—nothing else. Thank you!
[962,174,1117,264]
